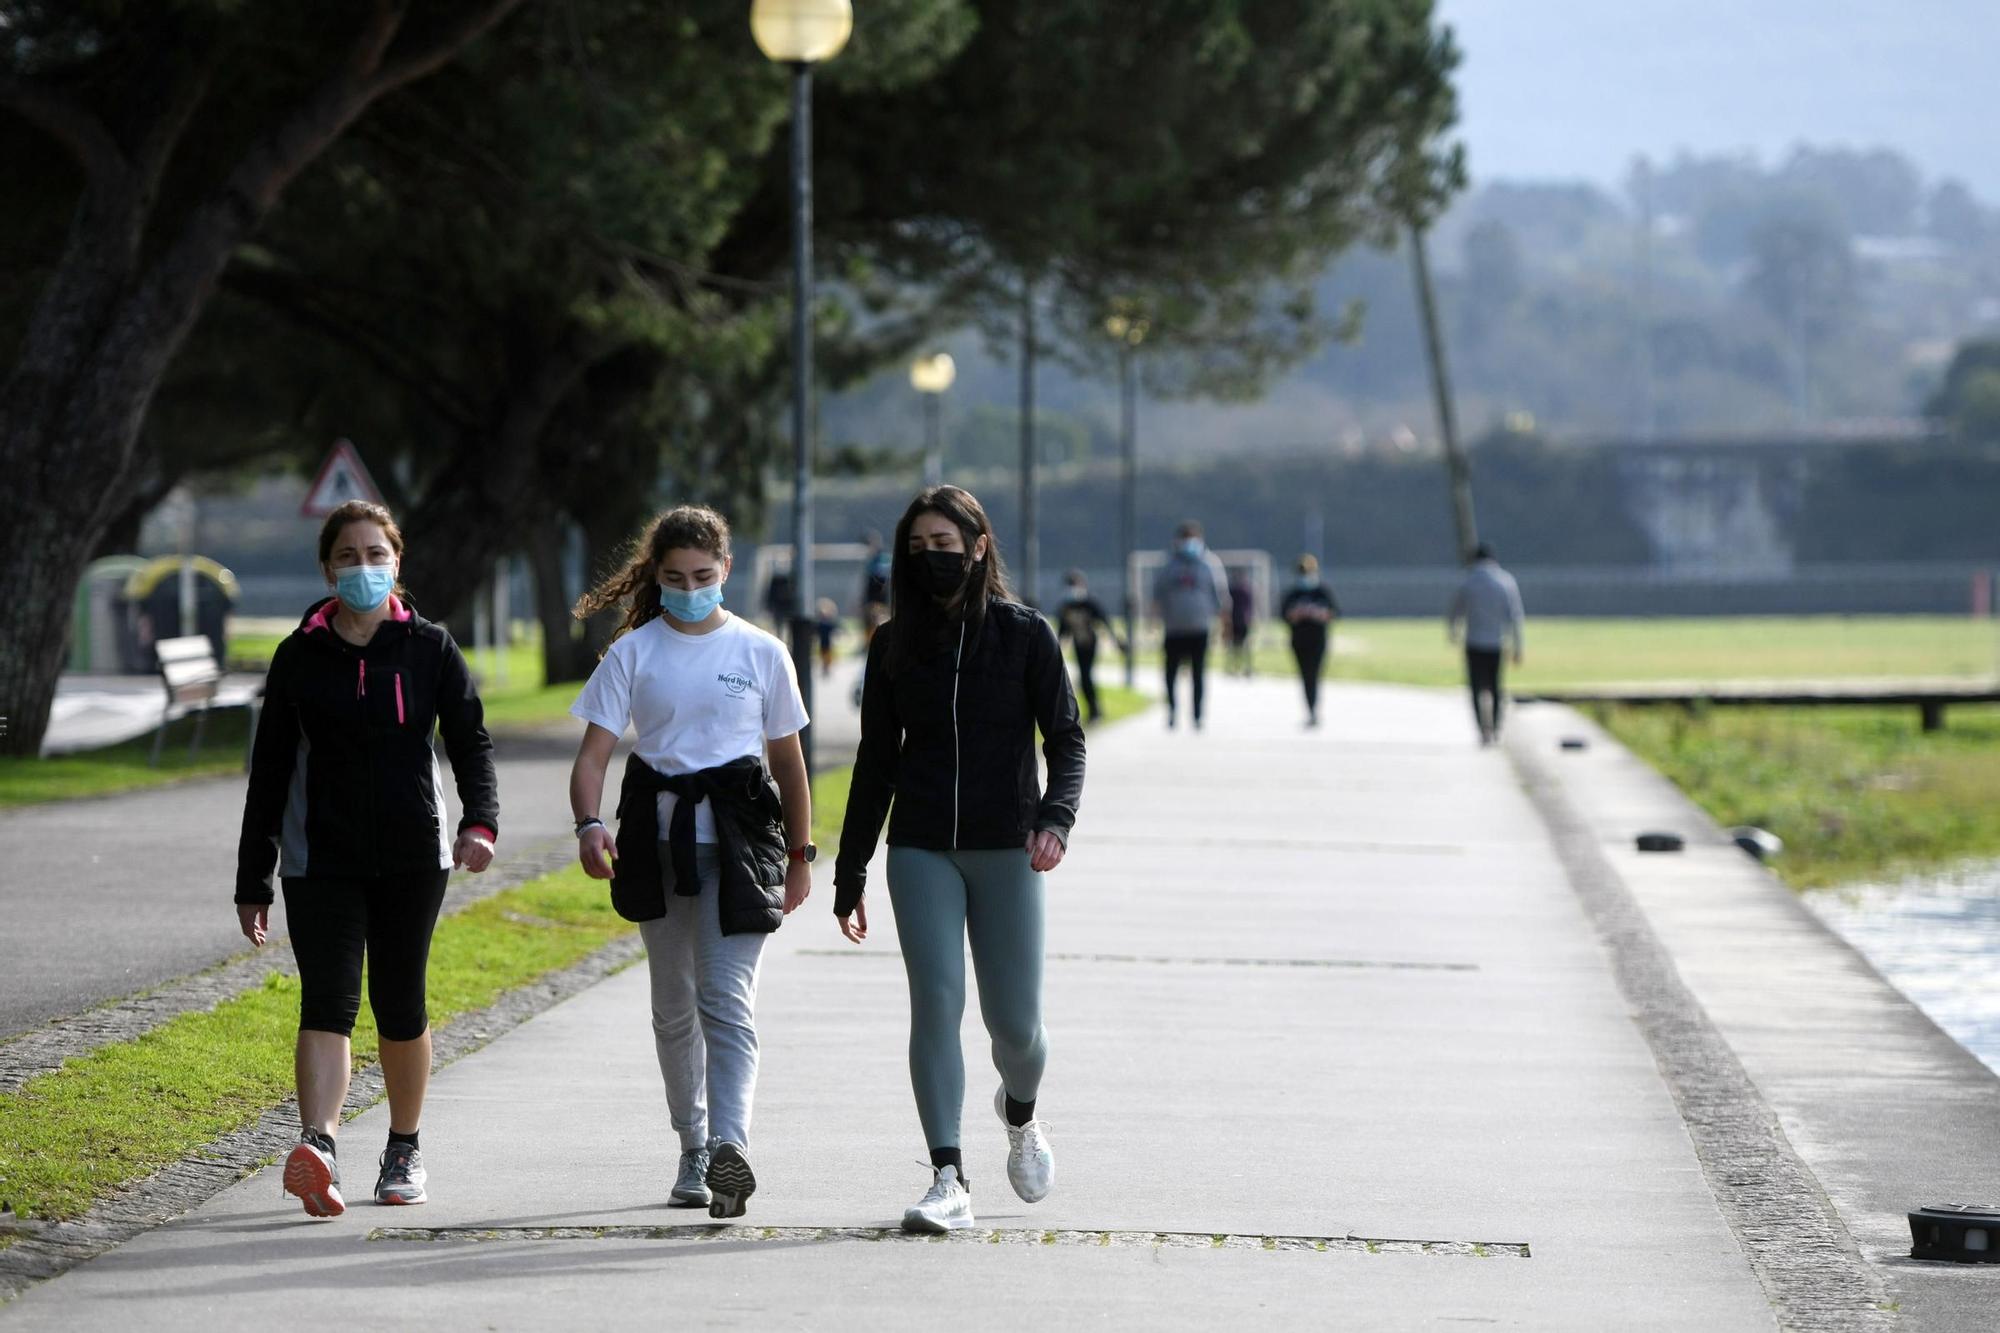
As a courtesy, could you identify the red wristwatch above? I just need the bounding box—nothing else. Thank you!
[788,843,818,864]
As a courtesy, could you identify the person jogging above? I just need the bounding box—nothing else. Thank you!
[1151,520,1230,730]
[568,505,812,1221]
[1280,555,1340,728]
[1055,569,1126,723]
[235,499,499,1219]
[834,485,1086,1234]
[1447,542,1526,745]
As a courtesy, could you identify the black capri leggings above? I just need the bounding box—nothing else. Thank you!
[282,870,450,1041]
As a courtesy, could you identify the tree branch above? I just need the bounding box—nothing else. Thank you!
[0,76,128,184]
[368,0,531,99]
[221,264,484,430]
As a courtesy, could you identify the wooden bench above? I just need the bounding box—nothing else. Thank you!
[151,635,222,764]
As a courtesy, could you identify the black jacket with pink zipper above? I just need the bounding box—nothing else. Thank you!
[234,596,499,905]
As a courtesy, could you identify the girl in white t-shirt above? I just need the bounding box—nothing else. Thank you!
[567,505,813,1220]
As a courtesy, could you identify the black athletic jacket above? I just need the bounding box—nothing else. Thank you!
[234,597,499,905]
[608,753,787,933]
[834,599,1085,915]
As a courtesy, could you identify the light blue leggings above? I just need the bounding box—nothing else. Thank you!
[886,846,1048,1152]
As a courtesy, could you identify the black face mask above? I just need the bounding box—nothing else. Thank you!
[917,549,970,598]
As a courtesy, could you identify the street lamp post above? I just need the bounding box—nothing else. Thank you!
[752,0,852,780]
[910,352,956,487]
[1105,311,1149,688]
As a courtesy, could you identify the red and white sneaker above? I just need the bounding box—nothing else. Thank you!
[282,1134,345,1218]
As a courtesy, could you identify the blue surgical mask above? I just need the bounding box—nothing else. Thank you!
[333,563,396,613]
[1299,573,1321,588]
[660,581,724,623]
[1179,539,1203,558]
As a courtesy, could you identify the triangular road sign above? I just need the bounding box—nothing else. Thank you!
[300,439,385,517]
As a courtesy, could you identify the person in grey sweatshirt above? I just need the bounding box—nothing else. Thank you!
[1151,520,1230,730]
[1446,543,1525,745]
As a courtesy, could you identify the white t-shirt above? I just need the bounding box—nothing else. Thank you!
[570,612,809,843]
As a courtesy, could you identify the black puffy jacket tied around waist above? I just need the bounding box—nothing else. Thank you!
[834,598,1085,916]
[235,597,499,905]
[610,753,788,934]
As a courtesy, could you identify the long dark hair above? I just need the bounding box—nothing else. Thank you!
[573,505,733,646]
[886,485,1016,673]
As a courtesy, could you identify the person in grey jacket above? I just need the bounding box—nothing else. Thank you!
[1151,520,1230,730]
[1447,543,1525,745]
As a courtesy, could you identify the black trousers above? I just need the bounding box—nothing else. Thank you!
[1073,638,1102,720]
[1291,627,1327,715]
[1466,647,1505,735]
[282,869,450,1041]
[1163,631,1210,722]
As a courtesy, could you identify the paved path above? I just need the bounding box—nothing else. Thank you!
[1,677,1781,1329]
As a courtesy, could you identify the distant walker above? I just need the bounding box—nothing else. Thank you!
[1447,542,1525,746]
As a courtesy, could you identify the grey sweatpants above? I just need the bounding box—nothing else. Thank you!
[887,846,1049,1152]
[639,845,767,1152]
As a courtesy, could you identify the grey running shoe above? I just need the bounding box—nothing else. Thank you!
[706,1141,756,1219]
[283,1134,344,1218]
[374,1141,428,1206]
[670,1147,712,1207]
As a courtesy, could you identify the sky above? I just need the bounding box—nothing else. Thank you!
[1435,0,1997,201]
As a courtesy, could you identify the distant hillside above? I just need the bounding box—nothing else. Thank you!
[822,143,2000,468]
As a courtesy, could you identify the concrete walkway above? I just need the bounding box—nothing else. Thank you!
[2,677,1784,1329]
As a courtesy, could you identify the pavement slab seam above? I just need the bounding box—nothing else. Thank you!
[364,1225,1534,1257]
[1509,730,1893,1332]
[793,948,1481,972]
[0,839,578,1092]
[0,930,645,1306]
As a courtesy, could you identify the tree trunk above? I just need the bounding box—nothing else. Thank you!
[400,332,603,621]
[529,522,594,685]
[0,0,530,755]
[0,486,102,755]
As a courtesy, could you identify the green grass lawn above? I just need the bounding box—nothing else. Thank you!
[1597,703,2000,890]
[1201,615,2000,690]
[0,867,635,1223]
[0,708,252,808]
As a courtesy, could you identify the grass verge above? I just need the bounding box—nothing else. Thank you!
[1595,703,2000,889]
[0,709,252,808]
[1133,615,1999,691]
[0,868,632,1222]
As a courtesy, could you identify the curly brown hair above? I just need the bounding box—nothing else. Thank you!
[574,505,734,643]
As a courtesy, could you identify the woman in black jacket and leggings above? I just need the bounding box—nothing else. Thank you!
[235,500,499,1218]
[835,485,1086,1233]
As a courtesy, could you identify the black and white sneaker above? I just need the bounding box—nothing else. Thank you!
[670,1147,711,1208]
[706,1142,756,1219]
[374,1141,428,1205]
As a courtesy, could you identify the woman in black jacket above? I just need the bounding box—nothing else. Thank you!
[835,485,1085,1234]
[235,500,499,1219]
[1281,554,1340,727]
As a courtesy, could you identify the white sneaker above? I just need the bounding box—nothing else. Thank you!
[995,1086,1054,1203]
[902,1164,975,1233]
